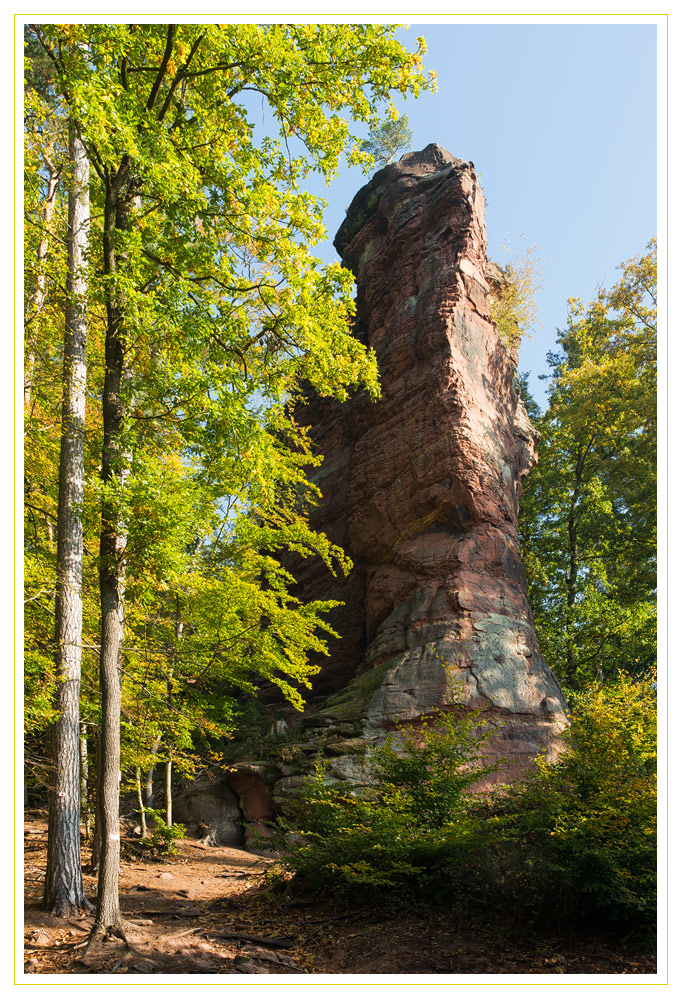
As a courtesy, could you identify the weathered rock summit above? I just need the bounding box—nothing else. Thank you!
[286,144,567,780]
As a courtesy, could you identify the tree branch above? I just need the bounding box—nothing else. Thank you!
[157,32,205,122]
[146,24,177,112]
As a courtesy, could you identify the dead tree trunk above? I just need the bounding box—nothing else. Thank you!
[43,125,90,916]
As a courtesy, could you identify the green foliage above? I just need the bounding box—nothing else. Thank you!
[489,242,544,349]
[492,672,657,937]
[519,241,656,689]
[138,809,187,857]
[277,711,498,904]
[359,111,413,168]
[371,711,498,827]
[23,24,434,783]
[279,677,656,940]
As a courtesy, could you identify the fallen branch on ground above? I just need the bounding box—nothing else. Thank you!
[207,932,294,949]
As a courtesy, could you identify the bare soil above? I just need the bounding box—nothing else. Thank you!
[23,811,656,977]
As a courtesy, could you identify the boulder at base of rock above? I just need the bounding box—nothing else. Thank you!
[283,144,568,782]
[173,780,243,846]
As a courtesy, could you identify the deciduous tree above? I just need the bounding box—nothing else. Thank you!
[519,241,656,689]
[28,22,432,939]
[43,123,91,916]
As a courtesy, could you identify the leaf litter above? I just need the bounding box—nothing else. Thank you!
[23,812,656,977]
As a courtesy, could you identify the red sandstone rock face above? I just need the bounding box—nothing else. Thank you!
[290,145,567,773]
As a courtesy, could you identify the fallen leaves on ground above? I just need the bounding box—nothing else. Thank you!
[23,812,656,977]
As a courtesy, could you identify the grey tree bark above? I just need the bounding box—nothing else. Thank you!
[164,667,175,827]
[144,733,161,809]
[163,612,182,828]
[91,164,138,938]
[135,769,147,838]
[43,125,90,916]
[79,724,90,839]
[164,758,173,827]
[88,728,102,874]
[25,156,59,408]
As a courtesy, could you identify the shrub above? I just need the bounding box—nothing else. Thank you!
[277,710,499,905]
[492,671,657,937]
[278,674,656,942]
[139,809,187,857]
[489,242,544,349]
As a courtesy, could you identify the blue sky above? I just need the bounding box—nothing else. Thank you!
[300,22,658,406]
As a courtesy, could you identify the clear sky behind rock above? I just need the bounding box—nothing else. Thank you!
[298,21,658,407]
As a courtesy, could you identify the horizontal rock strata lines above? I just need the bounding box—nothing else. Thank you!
[284,144,567,782]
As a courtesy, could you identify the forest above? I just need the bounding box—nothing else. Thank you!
[23,22,657,978]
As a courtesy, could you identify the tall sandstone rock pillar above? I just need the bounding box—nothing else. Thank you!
[291,145,567,779]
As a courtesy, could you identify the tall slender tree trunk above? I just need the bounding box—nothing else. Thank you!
[79,724,90,839]
[135,769,147,838]
[43,126,90,916]
[144,733,161,809]
[89,726,102,874]
[164,758,173,828]
[90,808,102,874]
[165,659,176,827]
[91,167,137,937]
[25,157,59,408]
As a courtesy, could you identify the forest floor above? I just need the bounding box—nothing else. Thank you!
[23,810,656,978]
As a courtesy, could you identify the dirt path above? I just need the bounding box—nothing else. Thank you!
[23,812,656,977]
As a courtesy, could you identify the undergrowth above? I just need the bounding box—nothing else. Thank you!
[272,672,656,943]
[138,809,187,856]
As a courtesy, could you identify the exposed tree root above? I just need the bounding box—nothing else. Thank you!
[83,920,133,956]
[208,931,294,948]
[111,949,133,972]
[174,926,202,939]
[25,940,89,953]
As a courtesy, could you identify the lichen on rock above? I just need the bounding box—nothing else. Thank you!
[283,144,567,783]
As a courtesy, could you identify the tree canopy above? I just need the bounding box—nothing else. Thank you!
[359,110,413,167]
[25,19,433,748]
[519,241,656,689]
[24,21,434,928]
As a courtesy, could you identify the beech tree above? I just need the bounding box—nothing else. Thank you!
[24,29,63,409]
[24,50,66,754]
[25,28,99,916]
[519,241,657,689]
[43,124,91,916]
[28,22,432,939]
[24,158,59,408]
